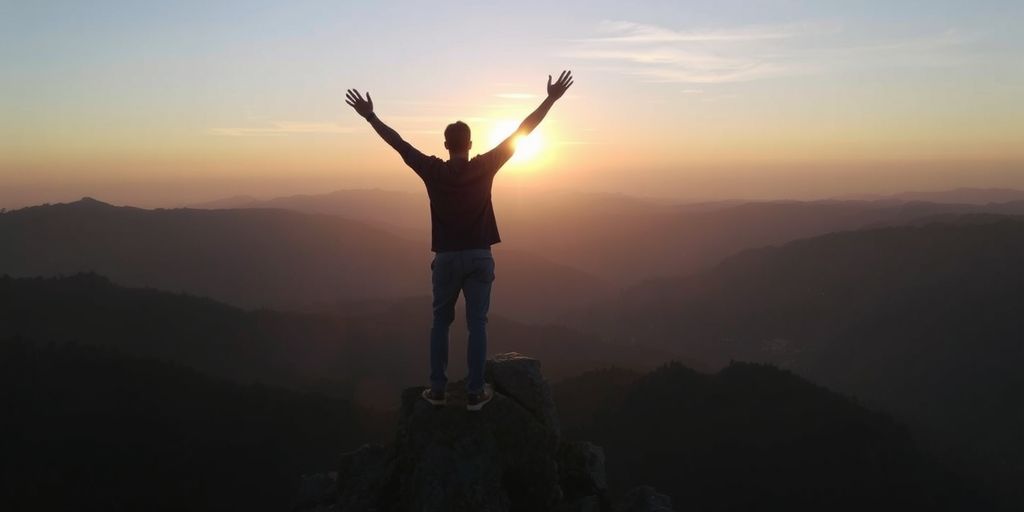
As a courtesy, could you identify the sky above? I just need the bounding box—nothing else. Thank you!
[2,0,1023,208]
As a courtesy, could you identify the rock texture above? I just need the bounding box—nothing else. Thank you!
[486,352,561,437]
[292,353,674,512]
[389,384,562,511]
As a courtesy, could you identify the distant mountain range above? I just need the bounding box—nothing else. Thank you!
[571,215,1024,509]
[189,189,429,240]
[186,188,1024,285]
[0,197,612,322]
[834,187,1024,204]
[9,193,1024,322]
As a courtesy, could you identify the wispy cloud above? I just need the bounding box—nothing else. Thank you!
[563,21,821,84]
[582,20,825,44]
[209,122,356,137]
[564,20,972,84]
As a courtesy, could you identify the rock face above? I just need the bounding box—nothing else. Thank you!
[388,384,562,511]
[485,352,561,437]
[293,353,674,512]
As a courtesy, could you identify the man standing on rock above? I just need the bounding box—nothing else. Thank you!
[345,71,574,411]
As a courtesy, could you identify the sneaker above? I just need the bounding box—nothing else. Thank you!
[421,388,447,406]
[466,384,494,412]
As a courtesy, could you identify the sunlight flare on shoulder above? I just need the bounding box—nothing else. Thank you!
[485,119,547,169]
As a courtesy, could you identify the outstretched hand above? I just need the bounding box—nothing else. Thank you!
[345,89,374,119]
[547,71,573,100]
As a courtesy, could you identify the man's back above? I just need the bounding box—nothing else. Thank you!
[406,151,509,252]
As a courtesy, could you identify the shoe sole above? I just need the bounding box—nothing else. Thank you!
[466,385,494,411]
[421,388,447,406]
[466,396,492,411]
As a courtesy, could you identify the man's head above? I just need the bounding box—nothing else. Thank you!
[444,121,472,155]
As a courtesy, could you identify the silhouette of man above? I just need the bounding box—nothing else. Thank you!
[346,71,573,411]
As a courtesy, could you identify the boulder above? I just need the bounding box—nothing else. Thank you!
[558,440,607,499]
[389,385,562,511]
[486,352,561,437]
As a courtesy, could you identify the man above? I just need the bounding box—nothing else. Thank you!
[345,70,573,411]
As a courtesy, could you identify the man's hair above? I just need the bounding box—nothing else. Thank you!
[444,121,471,152]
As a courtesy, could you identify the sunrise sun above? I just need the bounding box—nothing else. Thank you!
[486,119,544,166]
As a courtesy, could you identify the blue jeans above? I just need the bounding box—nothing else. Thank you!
[430,248,495,394]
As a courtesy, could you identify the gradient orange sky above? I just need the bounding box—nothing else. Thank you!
[3,1,1023,208]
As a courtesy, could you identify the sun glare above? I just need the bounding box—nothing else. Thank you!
[486,119,544,167]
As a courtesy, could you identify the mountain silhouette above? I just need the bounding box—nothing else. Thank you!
[0,198,612,322]
[573,215,1024,509]
[190,188,429,240]
[0,273,671,407]
[0,338,380,512]
[888,187,1024,204]
[552,362,982,511]
[189,188,1024,284]
[9,195,1024,323]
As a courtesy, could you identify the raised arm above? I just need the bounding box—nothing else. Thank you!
[345,88,430,169]
[486,70,574,163]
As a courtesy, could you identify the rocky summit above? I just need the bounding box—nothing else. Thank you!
[292,352,675,512]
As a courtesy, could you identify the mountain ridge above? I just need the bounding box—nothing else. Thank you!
[0,272,672,407]
[569,214,1024,509]
[0,198,615,322]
